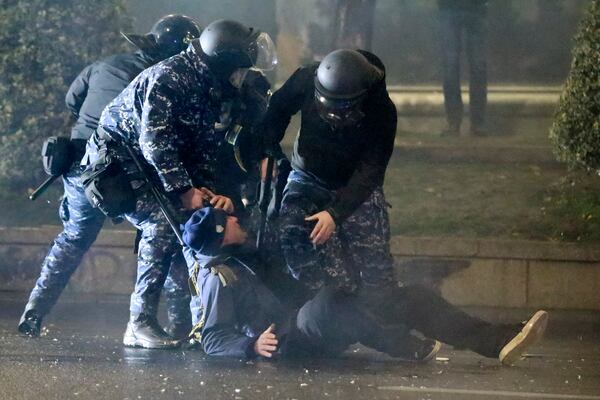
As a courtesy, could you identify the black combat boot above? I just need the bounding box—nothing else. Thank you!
[164,322,192,341]
[123,314,179,349]
[18,309,42,337]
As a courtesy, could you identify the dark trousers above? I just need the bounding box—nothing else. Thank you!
[279,170,396,293]
[295,285,517,359]
[23,168,105,317]
[294,287,415,358]
[123,191,191,323]
[440,8,488,131]
[23,168,191,330]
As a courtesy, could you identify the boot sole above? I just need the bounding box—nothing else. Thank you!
[499,310,548,365]
[17,322,40,337]
[123,336,179,349]
[422,340,443,363]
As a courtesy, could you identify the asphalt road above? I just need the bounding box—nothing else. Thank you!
[1,293,599,400]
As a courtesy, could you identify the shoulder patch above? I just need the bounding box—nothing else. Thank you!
[210,264,239,287]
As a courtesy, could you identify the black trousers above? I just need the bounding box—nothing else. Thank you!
[440,8,488,130]
[294,285,517,359]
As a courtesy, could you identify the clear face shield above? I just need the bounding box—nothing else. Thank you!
[228,32,277,90]
[251,32,277,72]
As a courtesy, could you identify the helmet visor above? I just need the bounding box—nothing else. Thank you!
[250,32,277,71]
[314,92,365,128]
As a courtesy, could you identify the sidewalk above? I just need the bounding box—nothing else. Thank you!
[389,85,561,117]
[1,291,599,400]
[3,226,600,311]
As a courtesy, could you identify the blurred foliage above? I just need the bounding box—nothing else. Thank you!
[0,0,131,189]
[550,0,600,172]
[543,173,600,242]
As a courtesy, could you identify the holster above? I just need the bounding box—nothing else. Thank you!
[81,145,146,218]
[41,136,74,176]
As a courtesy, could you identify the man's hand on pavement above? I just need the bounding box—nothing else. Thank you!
[254,324,278,358]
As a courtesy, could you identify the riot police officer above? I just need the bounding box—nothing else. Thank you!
[258,49,442,353]
[85,19,277,348]
[18,15,202,338]
[262,49,397,293]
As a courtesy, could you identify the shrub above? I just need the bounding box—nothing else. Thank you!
[0,0,130,189]
[550,0,600,171]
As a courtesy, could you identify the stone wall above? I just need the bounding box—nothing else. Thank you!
[392,236,600,310]
[2,227,599,310]
[0,227,137,295]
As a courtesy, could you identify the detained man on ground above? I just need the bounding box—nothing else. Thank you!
[182,206,548,365]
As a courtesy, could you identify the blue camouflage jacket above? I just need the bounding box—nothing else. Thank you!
[97,42,223,193]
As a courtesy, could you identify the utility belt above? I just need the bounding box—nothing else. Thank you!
[80,138,148,218]
[29,137,89,201]
[282,169,337,210]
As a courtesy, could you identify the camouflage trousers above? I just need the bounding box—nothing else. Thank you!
[22,168,190,329]
[278,170,396,293]
[23,167,106,317]
[121,191,191,327]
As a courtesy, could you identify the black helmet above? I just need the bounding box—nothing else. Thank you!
[314,49,384,128]
[195,19,277,80]
[122,15,202,58]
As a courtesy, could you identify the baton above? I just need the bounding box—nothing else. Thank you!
[29,175,60,201]
[123,144,185,246]
[256,156,275,249]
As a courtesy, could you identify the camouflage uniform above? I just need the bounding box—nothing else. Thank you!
[279,170,395,293]
[23,167,105,318]
[89,42,223,320]
[261,53,398,292]
[21,52,191,326]
[180,70,273,327]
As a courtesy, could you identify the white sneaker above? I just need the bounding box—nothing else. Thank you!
[499,310,548,365]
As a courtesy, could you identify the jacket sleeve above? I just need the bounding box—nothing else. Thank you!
[139,74,194,193]
[326,96,397,222]
[260,67,312,153]
[201,274,258,358]
[65,64,94,118]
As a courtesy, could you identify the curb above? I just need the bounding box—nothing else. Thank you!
[394,144,559,165]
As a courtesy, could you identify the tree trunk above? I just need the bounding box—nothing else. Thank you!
[331,0,376,50]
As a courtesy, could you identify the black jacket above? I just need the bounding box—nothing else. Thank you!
[261,51,397,222]
[65,51,156,140]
